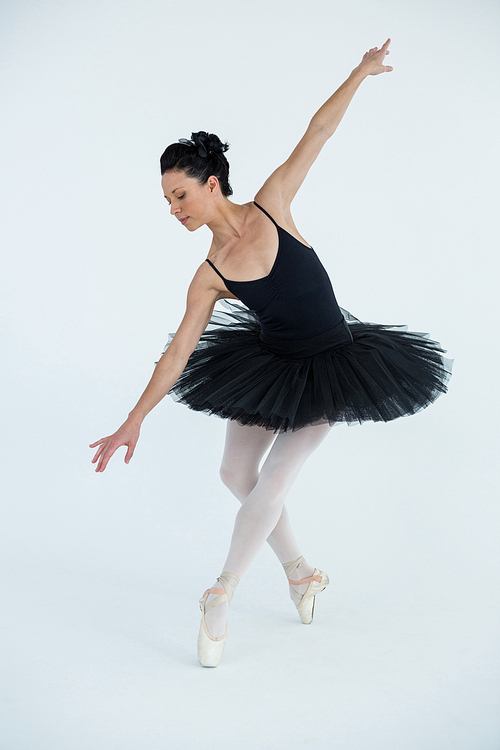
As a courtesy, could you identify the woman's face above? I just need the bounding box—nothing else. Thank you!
[161,170,218,231]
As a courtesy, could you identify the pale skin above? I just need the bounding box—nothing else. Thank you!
[90,39,393,472]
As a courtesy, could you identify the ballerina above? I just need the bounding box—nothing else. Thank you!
[90,39,452,667]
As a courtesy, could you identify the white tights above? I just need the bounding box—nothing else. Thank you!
[204,420,332,637]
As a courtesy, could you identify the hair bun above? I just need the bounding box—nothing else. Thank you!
[179,131,229,159]
[162,132,233,196]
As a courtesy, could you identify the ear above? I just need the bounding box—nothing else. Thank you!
[207,175,219,194]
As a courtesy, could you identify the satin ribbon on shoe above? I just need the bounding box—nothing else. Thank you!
[197,571,240,667]
[282,556,329,624]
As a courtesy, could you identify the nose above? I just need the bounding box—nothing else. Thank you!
[170,202,178,216]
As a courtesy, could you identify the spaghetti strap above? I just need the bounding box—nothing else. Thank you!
[205,258,227,283]
[253,201,280,229]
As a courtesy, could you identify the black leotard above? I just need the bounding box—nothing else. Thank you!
[167,202,452,430]
[205,202,344,341]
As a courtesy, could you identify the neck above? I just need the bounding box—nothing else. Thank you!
[206,199,248,248]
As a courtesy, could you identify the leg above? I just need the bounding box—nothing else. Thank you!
[223,422,332,577]
[219,420,304,563]
[205,422,332,637]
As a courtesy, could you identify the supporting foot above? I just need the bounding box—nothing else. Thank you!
[197,571,239,667]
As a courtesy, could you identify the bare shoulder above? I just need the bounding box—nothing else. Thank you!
[190,260,222,295]
[253,185,286,220]
[253,187,308,245]
[190,259,239,302]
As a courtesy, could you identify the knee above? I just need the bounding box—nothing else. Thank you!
[260,461,291,498]
[219,464,257,499]
[219,464,235,490]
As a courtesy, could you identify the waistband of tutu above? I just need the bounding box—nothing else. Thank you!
[258,316,354,359]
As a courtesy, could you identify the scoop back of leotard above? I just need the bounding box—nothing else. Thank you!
[205,202,344,340]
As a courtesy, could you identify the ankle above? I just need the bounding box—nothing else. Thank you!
[282,557,316,607]
[203,571,239,641]
[282,556,314,581]
[218,571,240,604]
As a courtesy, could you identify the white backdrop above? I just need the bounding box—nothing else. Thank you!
[1,1,499,748]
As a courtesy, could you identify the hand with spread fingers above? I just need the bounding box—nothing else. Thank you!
[89,417,141,473]
[357,38,393,76]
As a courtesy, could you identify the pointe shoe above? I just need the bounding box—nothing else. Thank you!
[197,571,239,668]
[283,556,329,625]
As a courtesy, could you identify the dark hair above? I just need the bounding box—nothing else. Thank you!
[160,131,233,197]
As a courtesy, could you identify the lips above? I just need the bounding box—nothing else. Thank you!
[179,217,189,225]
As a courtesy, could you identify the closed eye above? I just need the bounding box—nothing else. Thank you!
[166,194,185,205]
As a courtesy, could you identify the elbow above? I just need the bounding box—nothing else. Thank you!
[308,119,331,139]
[164,337,194,370]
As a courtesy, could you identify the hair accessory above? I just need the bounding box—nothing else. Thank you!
[179,137,205,158]
[178,132,223,160]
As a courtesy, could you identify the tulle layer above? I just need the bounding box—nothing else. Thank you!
[159,300,454,432]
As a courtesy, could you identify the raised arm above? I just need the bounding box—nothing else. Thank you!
[90,264,220,472]
[256,39,393,210]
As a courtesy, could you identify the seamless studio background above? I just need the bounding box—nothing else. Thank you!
[1,0,499,748]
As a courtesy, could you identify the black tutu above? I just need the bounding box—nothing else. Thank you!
[159,300,454,432]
